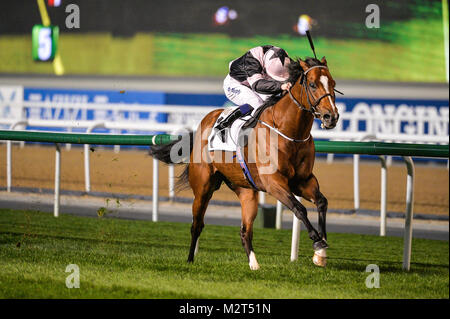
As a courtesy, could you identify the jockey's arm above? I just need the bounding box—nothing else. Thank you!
[244,58,290,94]
[249,76,291,95]
[251,78,282,94]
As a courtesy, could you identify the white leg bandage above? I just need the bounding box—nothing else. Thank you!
[194,238,199,256]
[249,251,260,270]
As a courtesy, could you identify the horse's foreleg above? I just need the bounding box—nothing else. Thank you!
[265,174,327,250]
[235,187,260,270]
[294,174,328,242]
[294,174,328,266]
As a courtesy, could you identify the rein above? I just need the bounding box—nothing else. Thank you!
[258,65,331,143]
[258,119,311,143]
[256,64,344,143]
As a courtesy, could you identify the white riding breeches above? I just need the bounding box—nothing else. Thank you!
[223,74,271,115]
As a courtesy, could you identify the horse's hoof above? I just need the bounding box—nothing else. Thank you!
[249,263,260,270]
[312,248,327,267]
[312,254,327,267]
[249,251,260,270]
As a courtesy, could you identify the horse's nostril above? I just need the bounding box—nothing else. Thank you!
[323,114,331,121]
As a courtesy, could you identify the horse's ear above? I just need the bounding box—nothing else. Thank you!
[299,59,309,71]
[321,56,328,66]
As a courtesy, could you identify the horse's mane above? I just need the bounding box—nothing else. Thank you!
[260,57,324,109]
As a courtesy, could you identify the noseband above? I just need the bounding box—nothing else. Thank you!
[288,65,338,118]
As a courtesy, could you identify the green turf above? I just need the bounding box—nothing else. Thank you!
[0,208,448,299]
[0,18,446,82]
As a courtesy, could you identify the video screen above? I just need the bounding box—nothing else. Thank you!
[0,0,447,82]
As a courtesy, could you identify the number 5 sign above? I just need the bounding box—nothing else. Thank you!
[32,24,59,62]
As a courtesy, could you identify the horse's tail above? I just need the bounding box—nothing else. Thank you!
[175,163,190,191]
[148,130,194,191]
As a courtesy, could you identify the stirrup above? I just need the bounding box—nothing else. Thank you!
[219,128,228,143]
[213,125,228,143]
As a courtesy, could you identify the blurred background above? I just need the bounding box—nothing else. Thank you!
[0,2,448,300]
[0,0,448,218]
[0,0,448,82]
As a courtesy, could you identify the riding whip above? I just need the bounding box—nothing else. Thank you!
[306,30,344,96]
[306,30,317,60]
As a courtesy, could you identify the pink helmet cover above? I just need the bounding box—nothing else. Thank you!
[264,47,290,82]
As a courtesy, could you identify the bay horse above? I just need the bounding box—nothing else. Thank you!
[149,56,339,270]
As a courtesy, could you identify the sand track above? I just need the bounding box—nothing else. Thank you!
[0,144,448,215]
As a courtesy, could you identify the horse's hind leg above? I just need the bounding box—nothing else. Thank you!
[187,164,220,263]
[234,187,260,270]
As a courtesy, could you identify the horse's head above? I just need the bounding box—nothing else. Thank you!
[290,57,340,129]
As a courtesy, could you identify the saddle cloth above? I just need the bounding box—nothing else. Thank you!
[208,106,252,152]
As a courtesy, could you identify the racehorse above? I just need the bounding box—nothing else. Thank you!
[149,56,339,270]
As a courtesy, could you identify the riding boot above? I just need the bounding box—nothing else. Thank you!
[215,108,243,142]
[215,104,253,143]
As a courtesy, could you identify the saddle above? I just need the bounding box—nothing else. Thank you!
[209,93,284,151]
[237,93,284,147]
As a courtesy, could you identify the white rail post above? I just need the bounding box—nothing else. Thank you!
[65,127,72,151]
[113,129,120,153]
[275,200,283,230]
[84,143,91,192]
[386,155,393,167]
[353,154,360,212]
[152,157,159,222]
[379,156,388,236]
[6,140,12,192]
[402,156,415,271]
[326,153,334,164]
[84,122,104,193]
[54,143,61,217]
[6,120,28,192]
[353,134,377,213]
[290,196,302,261]
[259,191,266,205]
[168,164,175,200]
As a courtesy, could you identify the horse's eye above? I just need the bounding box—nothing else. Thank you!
[309,82,316,89]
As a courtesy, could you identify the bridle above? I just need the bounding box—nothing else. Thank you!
[288,65,343,119]
[258,64,344,143]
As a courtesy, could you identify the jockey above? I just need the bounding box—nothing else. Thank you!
[216,45,292,139]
